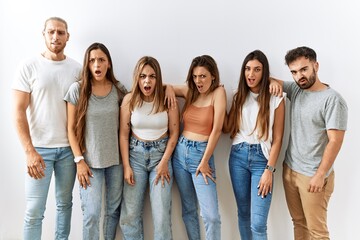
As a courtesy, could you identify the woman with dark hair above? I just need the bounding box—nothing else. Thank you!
[223,50,285,240]
[64,42,127,239]
[119,56,179,240]
[169,55,226,240]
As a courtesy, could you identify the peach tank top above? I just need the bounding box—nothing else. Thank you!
[183,104,214,136]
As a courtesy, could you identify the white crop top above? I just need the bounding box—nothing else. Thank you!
[131,101,168,140]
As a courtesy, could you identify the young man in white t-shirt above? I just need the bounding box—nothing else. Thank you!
[12,17,81,240]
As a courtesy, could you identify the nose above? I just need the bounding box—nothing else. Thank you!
[144,76,150,83]
[248,69,255,77]
[295,71,304,80]
[52,31,60,40]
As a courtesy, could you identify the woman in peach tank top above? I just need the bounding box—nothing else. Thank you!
[168,55,226,240]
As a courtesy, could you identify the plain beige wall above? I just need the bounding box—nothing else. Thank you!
[1,0,359,239]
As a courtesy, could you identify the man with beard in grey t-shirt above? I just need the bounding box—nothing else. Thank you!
[270,46,348,240]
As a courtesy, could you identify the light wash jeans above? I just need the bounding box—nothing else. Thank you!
[172,135,221,240]
[229,142,272,240]
[24,147,76,240]
[80,164,123,240]
[120,137,173,240]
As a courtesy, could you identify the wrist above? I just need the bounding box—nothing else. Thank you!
[74,155,84,163]
[265,164,276,173]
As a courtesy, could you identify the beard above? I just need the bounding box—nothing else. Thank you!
[296,69,316,89]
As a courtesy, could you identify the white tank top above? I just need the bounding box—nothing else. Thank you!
[131,101,168,140]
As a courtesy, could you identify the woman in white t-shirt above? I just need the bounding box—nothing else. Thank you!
[223,50,285,240]
[119,56,179,240]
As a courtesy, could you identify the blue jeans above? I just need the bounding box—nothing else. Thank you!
[24,147,76,240]
[120,137,173,240]
[80,164,123,240]
[229,142,272,240]
[172,135,221,240]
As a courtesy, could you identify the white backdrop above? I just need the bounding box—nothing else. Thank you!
[0,1,359,239]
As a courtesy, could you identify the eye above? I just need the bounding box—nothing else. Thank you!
[200,74,206,78]
[149,75,156,79]
[255,68,262,72]
[89,58,95,63]
[139,74,146,79]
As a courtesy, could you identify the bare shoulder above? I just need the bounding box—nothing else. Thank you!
[213,86,226,98]
[121,92,132,106]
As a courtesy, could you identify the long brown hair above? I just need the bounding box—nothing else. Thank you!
[182,55,220,115]
[129,56,166,113]
[75,42,126,152]
[229,50,271,140]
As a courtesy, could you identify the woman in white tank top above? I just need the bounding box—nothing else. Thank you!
[119,56,180,240]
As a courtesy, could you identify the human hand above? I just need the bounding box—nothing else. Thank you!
[26,149,46,179]
[308,173,325,193]
[257,170,273,198]
[76,160,93,189]
[269,77,283,97]
[124,166,135,186]
[155,161,171,187]
[164,85,177,109]
[195,162,215,184]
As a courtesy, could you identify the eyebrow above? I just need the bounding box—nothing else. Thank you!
[291,66,308,73]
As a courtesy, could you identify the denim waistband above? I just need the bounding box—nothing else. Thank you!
[178,135,208,147]
[130,136,168,147]
[234,141,262,150]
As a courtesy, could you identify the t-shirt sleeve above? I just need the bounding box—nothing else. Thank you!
[12,62,31,93]
[283,81,297,100]
[324,93,348,131]
[64,82,80,105]
[274,92,286,109]
[117,81,128,93]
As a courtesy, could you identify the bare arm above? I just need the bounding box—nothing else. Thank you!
[308,129,345,193]
[222,99,236,134]
[13,90,45,179]
[196,87,227,183]
[119,93,134,185]
[155,102,180,187]
[258,99,285,197]
[67,102,92,189]
[165,84,188,99]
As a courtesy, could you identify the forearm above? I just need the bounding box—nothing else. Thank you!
[161,136,177,164]
[68,129,82,157]
[201,128,222,164]
[120,136,130,168]
[267,139,283,168]
[316,140,343,177]
[14,111,35,153]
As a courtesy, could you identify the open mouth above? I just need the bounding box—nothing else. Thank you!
[247,78,255,84]
[144,86,151,91]
[95,70,102,75]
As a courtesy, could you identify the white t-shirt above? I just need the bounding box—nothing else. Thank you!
[12,54,82,148]
[232,91,285,159]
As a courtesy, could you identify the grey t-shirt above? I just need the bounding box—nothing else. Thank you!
[283,81,348,177]
[64,81,125,168]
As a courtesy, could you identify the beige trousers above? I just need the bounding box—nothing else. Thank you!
[283,163,334,240]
